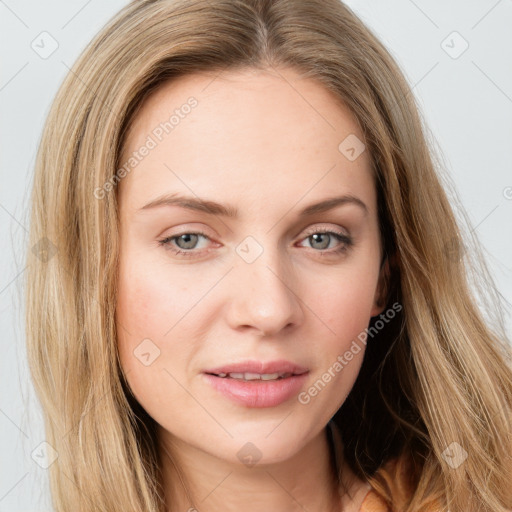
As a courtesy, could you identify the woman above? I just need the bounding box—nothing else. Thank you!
[25,0,512,511]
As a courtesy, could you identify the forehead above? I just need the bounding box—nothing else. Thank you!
[118,67,375,216]
[122,66,364,154]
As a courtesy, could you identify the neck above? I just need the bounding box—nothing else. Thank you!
[158,424,347,512]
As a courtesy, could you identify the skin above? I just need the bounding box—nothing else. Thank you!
[116,66,388,512]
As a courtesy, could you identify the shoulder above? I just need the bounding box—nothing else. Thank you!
[359,488,391,512]
[359,456,443,512]
[359,487,443,512]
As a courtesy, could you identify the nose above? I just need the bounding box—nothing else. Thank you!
[226,244,304,337]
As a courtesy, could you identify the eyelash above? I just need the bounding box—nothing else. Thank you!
[157,227,353,258]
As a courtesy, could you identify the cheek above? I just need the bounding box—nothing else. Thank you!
[116,251,200,351]
[115,253,182,395]
[115,266,194,423]
[311,267,378,343]
[295,274,376,415]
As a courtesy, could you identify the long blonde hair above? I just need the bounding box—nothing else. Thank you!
[25,0,512,511]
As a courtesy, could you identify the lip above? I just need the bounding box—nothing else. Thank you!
[203,359,309,376]
[203,372,309,408]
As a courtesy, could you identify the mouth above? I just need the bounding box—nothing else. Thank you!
[203,360,309,379]
[202,369,310,408]
[205,371,305,381]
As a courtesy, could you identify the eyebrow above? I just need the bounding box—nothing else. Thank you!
[138,193,368,218]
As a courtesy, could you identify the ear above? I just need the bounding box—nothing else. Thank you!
[370,255,391,318]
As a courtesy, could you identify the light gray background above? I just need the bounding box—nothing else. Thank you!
[1,1,511,510]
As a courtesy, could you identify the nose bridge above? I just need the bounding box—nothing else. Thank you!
[227,234,303,335]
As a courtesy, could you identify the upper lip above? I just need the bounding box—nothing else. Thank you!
[204,360,309,376]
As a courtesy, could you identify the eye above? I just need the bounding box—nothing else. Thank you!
[297,227,353,255]
[158,230,211,257]
[158,227,353,258]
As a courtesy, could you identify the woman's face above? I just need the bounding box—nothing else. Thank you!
[116,66,386,465]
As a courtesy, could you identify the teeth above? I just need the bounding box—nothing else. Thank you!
[259,373,284,381]
[216,372,292,381]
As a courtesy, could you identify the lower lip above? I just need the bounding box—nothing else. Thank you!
[203,372,309,408]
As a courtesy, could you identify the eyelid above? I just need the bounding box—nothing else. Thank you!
[300,223,349,238]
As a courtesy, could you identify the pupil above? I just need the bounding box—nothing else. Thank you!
[177,233,197,249]
[311,233,329,250]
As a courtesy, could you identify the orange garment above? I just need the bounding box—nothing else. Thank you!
[360,454,412,511]
[356,455,443,512]
[357,455,442,512]
[328,420,442,512]
[359,488,391,512]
